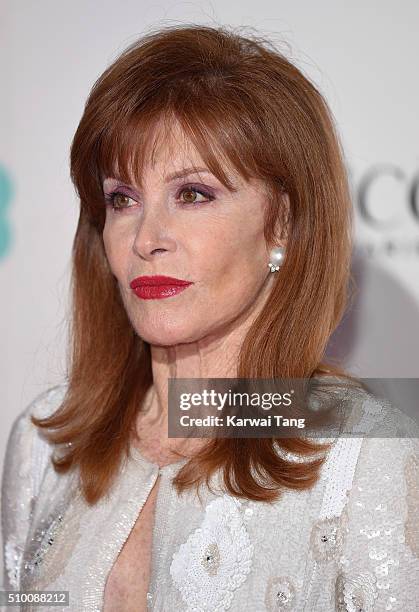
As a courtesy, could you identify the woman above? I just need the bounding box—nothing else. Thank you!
[2,23,418,611]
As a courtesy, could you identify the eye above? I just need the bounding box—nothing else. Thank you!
[177,185,215,205]
[104,191,137,211]
[104,184,215,212]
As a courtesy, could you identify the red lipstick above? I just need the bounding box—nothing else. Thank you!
[130,275,193,300]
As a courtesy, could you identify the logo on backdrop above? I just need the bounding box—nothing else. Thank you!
[353,164,419,258]
[0,164,14,260]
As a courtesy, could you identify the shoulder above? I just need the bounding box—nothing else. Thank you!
[8,382,68,434]
[340,384,419,527]
[315,378,419,462]
[3,383,69,481]
[340,383,419,487]
[23,382,69,420]
[2,381,69,495]
[318,382,419,508]
[343,384,419,537]
[6,382,68,468]
[6,382,69,432]
[273,382,419,519]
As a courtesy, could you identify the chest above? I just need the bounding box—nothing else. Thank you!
[24,460,330,611]
[102,476,160,612]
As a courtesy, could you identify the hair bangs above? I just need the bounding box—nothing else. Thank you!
[94,99,271,211]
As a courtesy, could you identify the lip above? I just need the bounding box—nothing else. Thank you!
[130,275,193,300]
[130,275,192,288]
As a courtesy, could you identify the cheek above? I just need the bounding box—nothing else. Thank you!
[192,221,267,295]
[103,224,129,278]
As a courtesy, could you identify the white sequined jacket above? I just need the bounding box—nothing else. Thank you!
[1,383,419,611]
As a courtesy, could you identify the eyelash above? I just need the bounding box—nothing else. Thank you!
[104,184,215,212]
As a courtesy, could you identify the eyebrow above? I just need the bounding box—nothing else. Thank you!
[103,166,238,191]
[164,167,212,182]
[102,167,211,187]
[165,166,238,191]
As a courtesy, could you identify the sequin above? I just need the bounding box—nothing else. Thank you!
[265,575,295,610]
[22,491,84,591]
[24,513,64,574]
[4,538,21,589]
[335,571,378,611]
[404,451,419,558]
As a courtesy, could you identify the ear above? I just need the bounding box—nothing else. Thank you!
[272,191,290,248]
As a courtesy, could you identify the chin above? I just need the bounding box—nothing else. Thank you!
[134,321,202,347]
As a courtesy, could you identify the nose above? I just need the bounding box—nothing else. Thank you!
[132,204,176,261]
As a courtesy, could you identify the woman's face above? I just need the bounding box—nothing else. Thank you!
[102,125,283,346]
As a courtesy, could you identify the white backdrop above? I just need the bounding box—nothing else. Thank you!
[1,0,418,574]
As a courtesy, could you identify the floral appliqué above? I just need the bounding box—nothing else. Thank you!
[335,571,378,611]
[265,575,296,610]
[170,494,254,611]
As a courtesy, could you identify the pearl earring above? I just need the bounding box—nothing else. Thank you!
[268,246,285,272]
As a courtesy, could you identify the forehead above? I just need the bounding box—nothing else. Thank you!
[144,122,207,178]
[101,115,242,191]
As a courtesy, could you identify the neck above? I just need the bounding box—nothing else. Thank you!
[134,272,275,463]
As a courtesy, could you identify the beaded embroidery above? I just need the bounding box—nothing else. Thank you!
[265,575,296,610]
[335,571,378,611]
[170,494,254,611]
[22,491,84,591]
[4,537,21,589]
[24,513,64,573]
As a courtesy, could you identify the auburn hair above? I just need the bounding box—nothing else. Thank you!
[32,23,364,505]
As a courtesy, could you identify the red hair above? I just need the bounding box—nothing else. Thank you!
[32,23,363,505]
